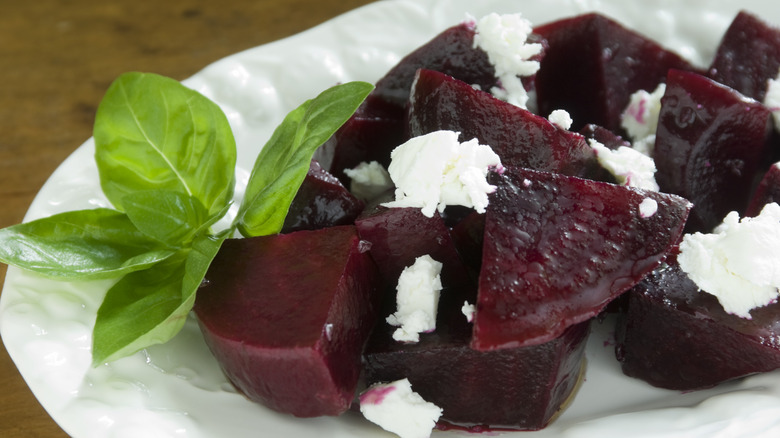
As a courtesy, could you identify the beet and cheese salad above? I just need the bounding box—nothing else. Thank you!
[4,4,780,438]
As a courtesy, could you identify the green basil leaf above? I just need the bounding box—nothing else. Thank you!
[0,209,174,280]
[94,72,237,216]
[122,190,211,247]
[234,81,373,237]
[92,229,229,365]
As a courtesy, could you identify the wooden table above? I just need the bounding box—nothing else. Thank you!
[0,1,375,436]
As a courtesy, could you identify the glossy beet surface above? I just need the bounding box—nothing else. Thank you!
[363,279,590,430]
[282,160,364,233]
[653,69,772,232]
[616,261,780,390]
[708,11,780,102]
[194,226,379,417]
[472,167,691,350]
[407,68,595,177]
[534,13,695,132]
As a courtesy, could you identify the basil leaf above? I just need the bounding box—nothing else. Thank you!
[234,81,373,237]
[92,229,229,365]
[94,72,237,216]
[0,209,174,280]
[122,190,212,247]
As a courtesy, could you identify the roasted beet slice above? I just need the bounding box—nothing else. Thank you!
[472,166,691,350]
[534,13,695,132]
[746,163,780,216]
[708,11,780,102]
[282,160,364,233]
[354,205,470,287]
[194,226,380,417]
[616,261,780,390]
[654,69,773,232]
[407,68,595,177]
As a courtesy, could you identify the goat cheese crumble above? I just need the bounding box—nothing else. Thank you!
[386,255,443,343]
[678,202,780,319]
[382,130,502,218]
[548,109,573,130]
[764,68,780,133]
[360,378,443,438]
[343,160,394,201]
[621,83,666,155]
[473,12,543,108]
[590,139,659,191]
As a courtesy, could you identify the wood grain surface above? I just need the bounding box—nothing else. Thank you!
[0,1,375,436]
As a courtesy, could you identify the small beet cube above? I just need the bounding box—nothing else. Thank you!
[616,261,780,390]
[534,13,695,132]
[282,160,364,233]
[407,68,595,177]
[194,226,380,417]
[654,69,773,232]
[472,166,691,350]
[746,163,780,217]
[708,11,780,102]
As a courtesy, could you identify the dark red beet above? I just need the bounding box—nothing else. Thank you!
[708,11,780,102]
[354,205,471,287]
[616,261,780,390]
[194,226,380,417]
[407,68,595,177]
[449,210,486,281]
[653,69,773,232]
[282,160,364,233]
[746,163,780,217]
[534,13,695,132]
[579,123,631,150]
[472,166,691,350]
[363,272,590,430]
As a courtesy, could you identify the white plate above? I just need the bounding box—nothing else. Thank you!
[3,0,780,437]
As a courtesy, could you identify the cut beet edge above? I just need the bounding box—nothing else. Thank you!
[471,166,691,351]
[193,225,380,417]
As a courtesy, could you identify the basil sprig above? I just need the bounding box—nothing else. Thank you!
[0,71,372,365]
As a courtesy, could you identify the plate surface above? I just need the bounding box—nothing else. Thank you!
[3,0,780,437]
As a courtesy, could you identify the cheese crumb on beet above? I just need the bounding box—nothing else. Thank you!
[386,255,443,343]
[461,301,476,323]
[763,68,780,133]
[621,83,666,151]
[382,130,502,218]
[359,378,442,438]
[344,160,394,201]
[590,139,660,191]
[473,12,543,108]
[638,198,659,218]
[678,202,780,319]
[547,109,573,130]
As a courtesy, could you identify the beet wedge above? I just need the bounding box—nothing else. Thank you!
[653,69,773,232]
[616,260,780,390]
[407,68,595,178]
[471,166,691,350]
[193,225,380,417]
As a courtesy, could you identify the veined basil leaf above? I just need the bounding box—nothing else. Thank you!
[234,81,373,237]
[94,72,237,216]
[122,190,216,247]
[0,208,174,280]
[92,229,230,365]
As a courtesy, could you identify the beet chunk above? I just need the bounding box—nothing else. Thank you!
[282,160,364,233]
[472,166,691,350]
[534,13,695,132]
[708,11,780,102]
[616,261,780,390]
[407,68,595,177]
[746,163,780,216]
[194,226,380,417]
[654,69,773,232]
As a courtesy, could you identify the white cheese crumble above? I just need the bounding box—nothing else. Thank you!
[590,139,659,191]
[473,12,543,109]
[638,198,658,218]
[548,109,573,130]
[382,130,503,218]
[360,378,443,438]
[764,68,780,133]
[678,202,780,319]
[386,255,443,343]
[620,83,666,155]
[461,301,476,323]
[343,160,394,201]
